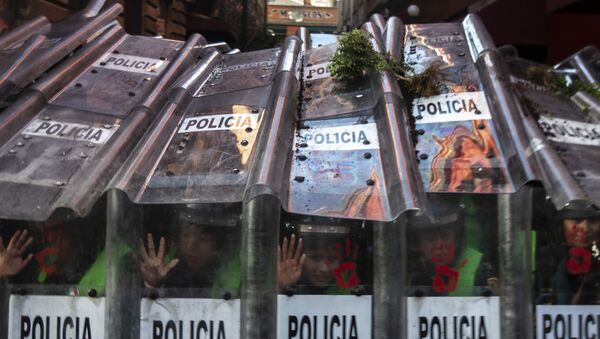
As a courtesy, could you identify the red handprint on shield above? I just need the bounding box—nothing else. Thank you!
[564,221,592,275]
[566,247,592,275]
[333,239,360,288]
[430,240,467,293]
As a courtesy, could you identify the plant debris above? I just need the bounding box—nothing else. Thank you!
[524,65,600,101]
[329,29,443,98]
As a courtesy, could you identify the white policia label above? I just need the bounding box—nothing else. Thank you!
[22,119,118,144]
[537,305,600,339]
[412,91,492,124]
[304,62,331,81]
[296,123,380,151]
[538,116,600,146]
[178,113,259,134]
[93,52,168,75]
[8,295,105,339]
[140,298,240,339]
[278,295,371,339]
[408,297,500,339]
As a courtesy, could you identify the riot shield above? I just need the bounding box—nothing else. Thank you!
[0,23,205,338]
[0,1,123,107]
[501,48,600,213]
[554,46,600,87]
[552,46,600,118]
[402,15,536,339]
[530,190,600,338]
[108,35,302,339]
[278,15,426,339]
[501,46,600,339]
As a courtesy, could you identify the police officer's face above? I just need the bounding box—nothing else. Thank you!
[418,228,457,265]
[303,246,340,287]
[178,224,218,270]
[563,218,600,247]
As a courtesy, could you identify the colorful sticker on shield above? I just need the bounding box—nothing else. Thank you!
[413,92,509,193]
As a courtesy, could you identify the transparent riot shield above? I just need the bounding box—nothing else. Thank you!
[106,197,243,339]
[532,198,600,338]
[500,47,600,213]
[401,15,536,339]
[405,192,532,339]
[1,202,108,339]
[109,36,302,339]
[276,216,373,339]
[554,46,600,87]
[0,21,205,338]
[500,50,600,338]
[281,16,426,339]
[0,1,123,107]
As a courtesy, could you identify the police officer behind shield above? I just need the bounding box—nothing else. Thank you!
[552,217,600,305]
[139,204,239,289]
[408,196,497,297]
[278,221,365,295]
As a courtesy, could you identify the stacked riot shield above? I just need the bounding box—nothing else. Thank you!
[399,14,541,339]
[501,47,600,339]
[554,46,600,87]
[276,15,427,339]
[108,36,302,338]
[0,1,123,109]
[0,19,205,338]
[1,5,599,339]
[553,46,600,116]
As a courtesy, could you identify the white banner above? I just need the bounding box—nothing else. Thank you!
[304,62,331,81]
[178,113,259,134]
[408,297,500,339]
[8,295,105,339]
[140,298,240,339]
[537,305,600,339]
[412,91,492,124]
[277,295,371,339]
[22,119,118,144]
[538,116,600,146]
[295,123,380,151]
[93,52,169,75]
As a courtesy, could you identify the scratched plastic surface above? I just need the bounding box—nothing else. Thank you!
[52,36,183,117]
[195,48,280,97]
[404,23,472,74]
[287,114,394,221]
[138,103,265,204]
[301,44,377,120]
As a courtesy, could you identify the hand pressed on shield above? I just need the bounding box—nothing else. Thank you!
[0,230,34,278]
[140,233,179,288]
[278,235,305,293]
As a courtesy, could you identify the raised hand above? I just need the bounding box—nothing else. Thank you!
[140,233,179,288]
[277,235,304,293]
[0,230,34,278]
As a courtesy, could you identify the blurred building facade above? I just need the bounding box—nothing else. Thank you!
[340,0,600,63]
[0,0,266,49]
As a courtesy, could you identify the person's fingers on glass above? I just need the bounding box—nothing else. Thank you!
[140,233,179,288]
[277,235,305,293]
[0,230,34,278]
